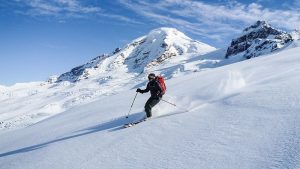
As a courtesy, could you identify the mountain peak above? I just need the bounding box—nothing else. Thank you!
[225,20,293,59]
[242,20,271,34]
[149,27,180,33]
[148,27,187,38]
[57,27,216,82]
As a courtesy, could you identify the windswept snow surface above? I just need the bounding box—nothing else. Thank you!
[0,43,300,169]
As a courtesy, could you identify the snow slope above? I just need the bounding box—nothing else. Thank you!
[0,42,299,169]
[0,27,216,131]
[1,25,296,132]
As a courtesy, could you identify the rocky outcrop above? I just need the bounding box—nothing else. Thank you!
[225,21,293,59]
[57,54,109,82]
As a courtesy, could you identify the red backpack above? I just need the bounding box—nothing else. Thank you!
[156,76,166,95]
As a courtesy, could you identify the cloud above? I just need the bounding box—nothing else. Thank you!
[20,0,100,17]
[119,0,300,41]
[9,0,300,45]
[98,13,143,25]
[13,0,139,24]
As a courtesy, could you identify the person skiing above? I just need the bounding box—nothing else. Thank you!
[136,73,164,118]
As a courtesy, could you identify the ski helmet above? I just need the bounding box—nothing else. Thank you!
[148,73,156,80]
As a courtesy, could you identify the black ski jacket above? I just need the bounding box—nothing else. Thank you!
[140,80,163,98]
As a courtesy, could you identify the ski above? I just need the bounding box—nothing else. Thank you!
[124,118,147,128]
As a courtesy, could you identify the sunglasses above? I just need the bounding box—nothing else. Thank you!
[148,76,155,80]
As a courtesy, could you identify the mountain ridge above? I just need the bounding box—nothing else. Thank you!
[225,20,293,59]
[56,27,216,83]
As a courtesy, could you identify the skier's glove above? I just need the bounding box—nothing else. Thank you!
[136,88,142,93]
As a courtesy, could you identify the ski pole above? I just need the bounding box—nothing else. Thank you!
[161,99,189,112]
[161,99,176,107]
[126,92,138,118]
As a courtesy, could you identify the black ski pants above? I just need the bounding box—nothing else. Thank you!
[145,97,161,118]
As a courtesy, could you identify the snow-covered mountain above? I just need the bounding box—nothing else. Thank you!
[1,23,299,131]
[57,27,216,82]
[0,27,217,131]
[225,20,293,59]
[1,23,299,132]
[1,37,300,169]
[1,22,300,169]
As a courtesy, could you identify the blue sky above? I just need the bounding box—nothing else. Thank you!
[1,0,300,86]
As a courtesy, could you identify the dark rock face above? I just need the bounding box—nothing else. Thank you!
[113,48,121,54]
[57,65,85,82]
[225,21,293,59]
[57,54,109,82]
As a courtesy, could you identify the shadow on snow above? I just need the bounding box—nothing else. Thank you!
[0,112,145,158]
[0,93,241,158]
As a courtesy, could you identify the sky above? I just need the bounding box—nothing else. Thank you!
[0,0,300,86]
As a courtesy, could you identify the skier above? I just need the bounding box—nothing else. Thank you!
[136,73,165,118]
